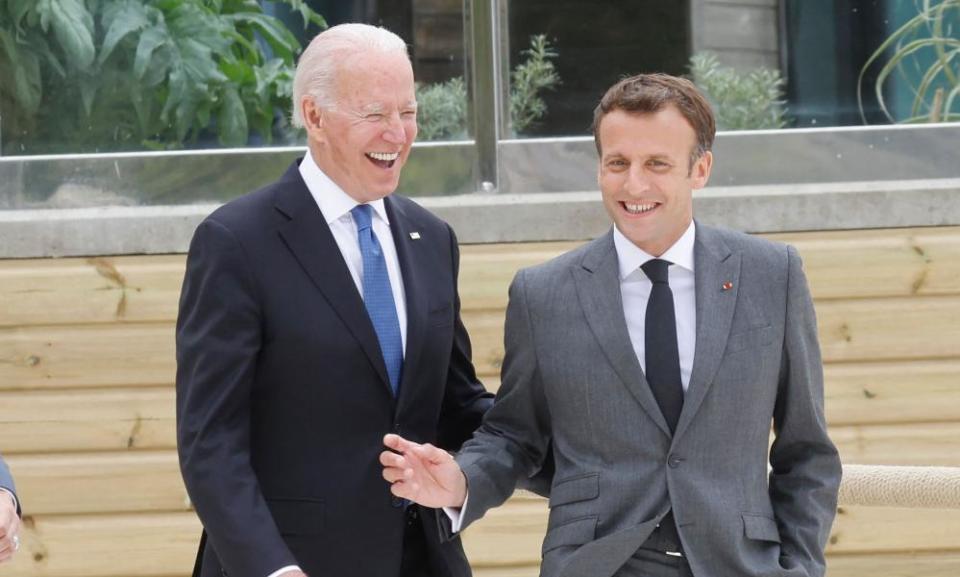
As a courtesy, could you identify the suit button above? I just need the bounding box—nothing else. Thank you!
[668,455,683,468]
[391,496,404,508]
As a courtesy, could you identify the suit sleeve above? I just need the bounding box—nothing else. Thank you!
[0,454,19,517]
[454,268,553,530]
[769,245,842,577]
[176,218,296,577]
[435,224,494,451]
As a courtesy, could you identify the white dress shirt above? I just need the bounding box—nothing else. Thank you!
[445,221,699,533]
[614,220,697,391]
[267,154,409,577]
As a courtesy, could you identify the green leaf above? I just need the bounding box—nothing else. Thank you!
[47,0,96,71]
[226,12,298,62]
[98,0,150,66]
[221,56,254,84]
[8,0,35,33]
[134,26,167,79]
[78,73,98,117]
[179,37,228,84]
[13,48,42,114]
[142,45,173,87]
[218,84,248,146]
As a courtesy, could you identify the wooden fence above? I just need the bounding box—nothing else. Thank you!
[1,226,959,576]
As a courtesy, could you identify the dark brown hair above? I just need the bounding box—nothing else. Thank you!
[592,73,716,168]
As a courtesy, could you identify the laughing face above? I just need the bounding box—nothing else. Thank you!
[597,106,713,256]
[302,50,418,203]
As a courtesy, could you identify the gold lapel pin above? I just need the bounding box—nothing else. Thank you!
[409,232,421,240]
[722,281,734,291]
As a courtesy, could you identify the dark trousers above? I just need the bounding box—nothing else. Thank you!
[616,512,694,577]
[399,507,439,577]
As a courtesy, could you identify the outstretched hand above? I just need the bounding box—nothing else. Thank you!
[381,434,467,508]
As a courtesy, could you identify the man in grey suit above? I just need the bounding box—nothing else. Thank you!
[0,454,21,562]
[381,73,841,577]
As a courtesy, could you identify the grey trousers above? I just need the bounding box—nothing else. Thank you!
[614,549,695,577]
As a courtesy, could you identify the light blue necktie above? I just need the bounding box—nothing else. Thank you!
[351,204,403,395]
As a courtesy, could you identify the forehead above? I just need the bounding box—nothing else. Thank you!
[598,106,697,157]
[334,51,415,106]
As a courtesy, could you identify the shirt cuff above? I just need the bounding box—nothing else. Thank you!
[442,490,469,533]
[0,488,18,513]
[266,565,301,577]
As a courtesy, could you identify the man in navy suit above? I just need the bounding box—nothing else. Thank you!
[176,23,492,577]
[0,454,20,563]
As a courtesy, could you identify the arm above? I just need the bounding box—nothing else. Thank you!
[769,245,842,577]
[382,270,552,530]
[176,219,298,577]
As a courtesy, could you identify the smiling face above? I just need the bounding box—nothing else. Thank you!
[301,50,418,203]
[597,106,713,256]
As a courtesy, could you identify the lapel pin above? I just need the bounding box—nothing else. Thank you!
[722,281,734,291]
[409,232,421,240]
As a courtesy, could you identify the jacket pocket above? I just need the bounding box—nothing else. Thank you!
[742,513,781,543]
[549,473,600,508]
[542,516,598,555]
[267,498,325,537]
[725,325,774,355]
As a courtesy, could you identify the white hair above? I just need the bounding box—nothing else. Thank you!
[291,23,410,128]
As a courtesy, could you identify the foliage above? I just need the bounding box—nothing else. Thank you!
[858,0,960,124]
[510,34,561,133]
[415,76,467,141]
[688,51,787,130]
[0,0,326,155]
[414,34,560,140]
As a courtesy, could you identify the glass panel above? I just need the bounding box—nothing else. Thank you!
[0,1,476,207]
[505,0,690,138]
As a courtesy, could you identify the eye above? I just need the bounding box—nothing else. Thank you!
[606,158,627,169]
[648,159,670,170]
[365,113,385,122]
[401,109,417,118]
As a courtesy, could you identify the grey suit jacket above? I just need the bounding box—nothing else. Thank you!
[454,224,841,577]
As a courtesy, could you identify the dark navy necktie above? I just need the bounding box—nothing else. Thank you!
[641,258,684,433]
[351,204,403,395]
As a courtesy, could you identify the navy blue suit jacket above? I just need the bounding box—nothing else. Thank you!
[176,161,492,577]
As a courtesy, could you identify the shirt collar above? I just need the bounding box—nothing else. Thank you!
[298,152,390,226]
[613,220,696,281]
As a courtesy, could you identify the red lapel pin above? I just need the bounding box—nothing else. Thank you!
[722,281,734,291]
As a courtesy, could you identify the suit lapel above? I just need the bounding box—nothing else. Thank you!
[573,231,672,437]
[272,162,393,395]
[384,196,428,413]
[674,223,740,441]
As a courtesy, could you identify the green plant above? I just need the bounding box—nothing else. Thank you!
[858,0,960,124]
[414,34,560,140]
[510,34,560,133]
[415,76,467,141]
[688,51,787,130]
[0,0,325,155]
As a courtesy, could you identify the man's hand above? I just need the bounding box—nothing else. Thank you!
[381,434,467,508]
[0,491,20,563]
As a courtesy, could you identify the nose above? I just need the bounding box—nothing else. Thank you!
[382,112,407,144]
[624,165,651,196]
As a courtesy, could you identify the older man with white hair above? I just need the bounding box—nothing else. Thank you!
[177,23,492,577]
[0,454,21,563]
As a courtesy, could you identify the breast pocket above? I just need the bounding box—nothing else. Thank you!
[725,325,775,356]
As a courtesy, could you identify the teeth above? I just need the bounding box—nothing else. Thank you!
[624,202,656,214]
[367,152,399,161]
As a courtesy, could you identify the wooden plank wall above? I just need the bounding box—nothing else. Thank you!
[1,226,959,576]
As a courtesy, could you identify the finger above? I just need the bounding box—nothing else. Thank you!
[379,450,406,468]
[384,433,419,454]
[413,443,454,465]
[382,466,413,484]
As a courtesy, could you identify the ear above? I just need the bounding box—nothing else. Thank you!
[301,97,325,141]
[690,150,713,190]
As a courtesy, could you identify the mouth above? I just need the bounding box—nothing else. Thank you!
[366,151,400,169]
[621,201,659,215]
